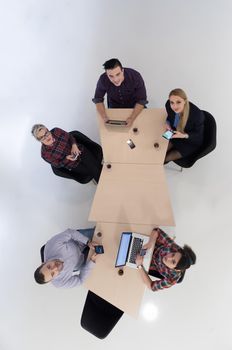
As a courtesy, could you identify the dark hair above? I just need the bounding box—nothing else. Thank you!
[103,58,122,70]
[34,264,47,284]
[175,245,196,270]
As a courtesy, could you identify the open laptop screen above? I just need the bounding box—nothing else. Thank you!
[115,232,132,267]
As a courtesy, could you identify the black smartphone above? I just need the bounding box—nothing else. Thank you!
[127,139,136,149]
[95,245,104,254]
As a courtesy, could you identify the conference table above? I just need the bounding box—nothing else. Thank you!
[85,108,175,317]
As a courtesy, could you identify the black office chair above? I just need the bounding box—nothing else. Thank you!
[40,245,45,263]
[174,111,217,169]
[51,166,94,184]
[80,291,124,339]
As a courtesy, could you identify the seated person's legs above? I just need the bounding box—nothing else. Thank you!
[167,141,174,152]
[165,149,182,163]
[71,146,102,183]
[79,145,102,183]
[164,141,181,164]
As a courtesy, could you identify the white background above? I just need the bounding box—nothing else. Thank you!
[0,1,231,349]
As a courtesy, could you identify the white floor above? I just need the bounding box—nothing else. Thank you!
[0,1,231,349]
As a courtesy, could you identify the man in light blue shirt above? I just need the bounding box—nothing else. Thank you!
[34,228,98,288]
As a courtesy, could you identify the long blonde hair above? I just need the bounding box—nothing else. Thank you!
[169,88,189,132]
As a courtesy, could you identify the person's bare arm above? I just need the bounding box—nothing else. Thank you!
[96,102,109,122]
[135,255,152,289]
[139,265,153,289]
[126,103,144,126]
[143,228,159,250]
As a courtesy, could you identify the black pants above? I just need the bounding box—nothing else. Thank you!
[71,145,102,183]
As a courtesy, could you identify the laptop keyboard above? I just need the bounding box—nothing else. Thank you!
[129,238,143,263]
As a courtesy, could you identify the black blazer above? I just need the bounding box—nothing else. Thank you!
[165,100,204,147]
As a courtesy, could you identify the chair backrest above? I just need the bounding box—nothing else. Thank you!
[174,110,217,168]
[40,245,45,263]
[199,110,217,157]
[80,291,124,339]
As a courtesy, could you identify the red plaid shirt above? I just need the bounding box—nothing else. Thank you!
[41,128,82,169]
[150,229,182,292]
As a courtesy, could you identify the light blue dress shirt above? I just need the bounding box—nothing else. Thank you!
[44,228,95,288]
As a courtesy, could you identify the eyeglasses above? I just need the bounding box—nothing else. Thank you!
[37,130,51,142]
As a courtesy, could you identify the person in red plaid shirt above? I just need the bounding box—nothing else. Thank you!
[136,228,196,292]
[32,124,102,183]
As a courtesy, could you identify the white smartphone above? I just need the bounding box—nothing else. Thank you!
[71,153,78,160]
[162,130,174,140]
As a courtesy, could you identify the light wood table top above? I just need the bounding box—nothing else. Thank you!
[85,223,155,318]
[89,163,175,226]
[98,108,168,164]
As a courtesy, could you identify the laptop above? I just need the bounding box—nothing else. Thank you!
[106,119,127,126]
[115,232,152,270]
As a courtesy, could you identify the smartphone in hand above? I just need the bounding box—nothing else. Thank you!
[140,248,147,256]
[162,130,174,140]
[71,152,78,160]
[95,245,104,254]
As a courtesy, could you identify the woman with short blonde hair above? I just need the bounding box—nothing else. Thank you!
[31,124,103,184]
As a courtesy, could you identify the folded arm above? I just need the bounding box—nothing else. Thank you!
[53,260,95,288]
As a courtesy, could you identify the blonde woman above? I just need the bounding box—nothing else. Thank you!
[164,89,204,163]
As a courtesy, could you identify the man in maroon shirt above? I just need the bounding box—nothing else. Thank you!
[92,58,148,126]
